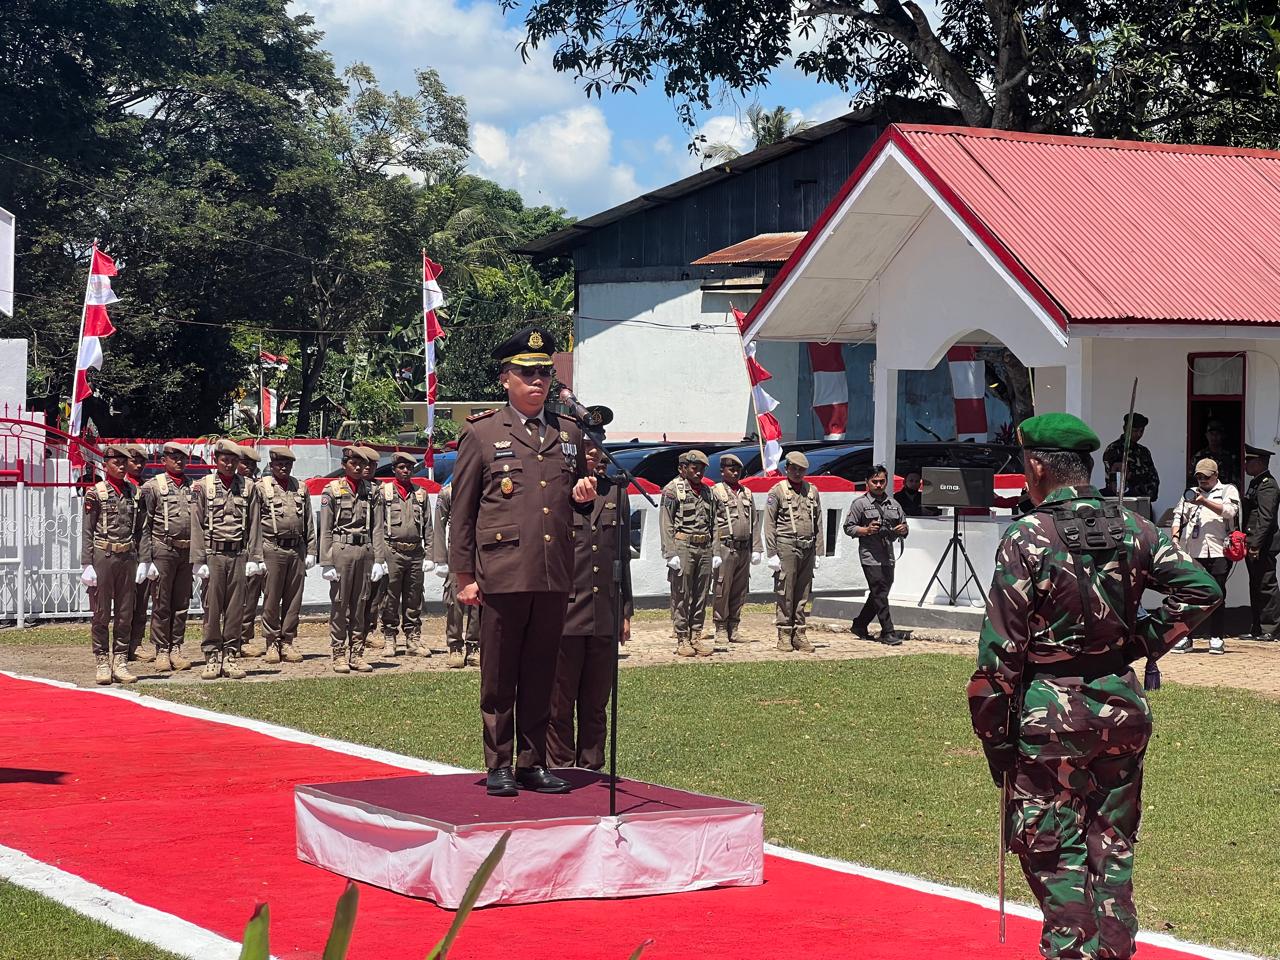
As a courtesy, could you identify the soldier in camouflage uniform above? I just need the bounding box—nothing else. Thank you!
[968,413,1221,960]
[710,453,762,643]
[660,449,718,657]
[764,451,823,652]
[1102,412,1159,503]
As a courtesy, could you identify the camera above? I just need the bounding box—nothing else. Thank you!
[1183,489,1200,504]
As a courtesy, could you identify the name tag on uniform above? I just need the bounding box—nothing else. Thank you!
[495,449,515,460]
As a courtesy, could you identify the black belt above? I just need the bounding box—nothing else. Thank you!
[157,534,191,549]
[268,535,301,549]
[1029,650,1131,683]
[336,533,369,546]
[723,538,752,549]
[389,540,423,554]
[779,536,816,549]
[208,540,244,555]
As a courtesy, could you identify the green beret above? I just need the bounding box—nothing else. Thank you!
[1017,413,1100,453]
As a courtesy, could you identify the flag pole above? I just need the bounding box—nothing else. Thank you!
[258,336,265,439]
[68,240,97,436]
[423,248,434,483]
[731,302,770,474]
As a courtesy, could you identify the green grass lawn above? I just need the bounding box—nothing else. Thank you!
[0,880,184,960]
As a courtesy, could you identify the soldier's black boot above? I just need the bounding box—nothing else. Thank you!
[516,766,571,794]
[485,766,518,797]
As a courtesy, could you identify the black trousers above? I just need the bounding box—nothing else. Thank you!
[852,563,895,633]
[1246,550,1280,635]
[1194,556,1231,638]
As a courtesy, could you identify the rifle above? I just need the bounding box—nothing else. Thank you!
[999,771,1008,943]
[1116,379,1161,690]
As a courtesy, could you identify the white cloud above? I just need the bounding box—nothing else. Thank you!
[471,105,641,216]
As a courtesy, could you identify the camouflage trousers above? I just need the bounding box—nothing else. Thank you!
[1010,721,1151,960]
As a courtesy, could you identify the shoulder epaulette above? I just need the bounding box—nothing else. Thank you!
[324,478,346,497]
[466,409,498,423]
[201,475,217,496]
[256,475,277,495]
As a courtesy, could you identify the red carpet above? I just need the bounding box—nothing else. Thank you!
[0,674,1232,959]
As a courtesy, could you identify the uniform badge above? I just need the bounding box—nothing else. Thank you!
[529,331,544,349]
[560,430,569,442]
[494,440,511,449]
[500,477,515,496]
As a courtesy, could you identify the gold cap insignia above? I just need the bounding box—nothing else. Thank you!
[528,331,544,349]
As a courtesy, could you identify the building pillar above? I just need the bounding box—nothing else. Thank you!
[873,361,898,480]
[1064,337,1090,423]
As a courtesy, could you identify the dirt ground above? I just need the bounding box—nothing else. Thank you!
[3,610,1279,698]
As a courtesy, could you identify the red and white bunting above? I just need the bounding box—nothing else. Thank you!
[260,351,289,371]
[807,342,848,440]
[734,306,783,474]
[70,246,119,436]
[423,253,446,469]
[947,345,988,442]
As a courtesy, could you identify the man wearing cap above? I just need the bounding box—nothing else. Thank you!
[660,449,718,657]
[1103,412,1160,502]
[710,453,761,644]
[1170,457,1239,654]
[548,414,633,770]
[432,480,479,668]
[254,446,316,663]
[843,463,909,646]
[450,324,596,797]
[969,412,1220,960]
[1242,444,1280,641]
[139,442,195,672]
[321,446,384,673]
[121,445,156,664]
[82,444,145,685]
[1190,419,1239,487]
[355,452,390,655]
[235,445,267,658]
[374,452,434,657]
[192,438,262,680]
[764,451,823,652]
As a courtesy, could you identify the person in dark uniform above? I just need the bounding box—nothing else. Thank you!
[123,444,155,664]
[450,324,596,796]
[548,408,632,770]
[1242,444,1280,641]
[1190,419,1240,488]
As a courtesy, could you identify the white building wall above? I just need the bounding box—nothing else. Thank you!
[0,339,27,414]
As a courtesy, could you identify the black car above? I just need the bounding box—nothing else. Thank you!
[810,442,1023,485]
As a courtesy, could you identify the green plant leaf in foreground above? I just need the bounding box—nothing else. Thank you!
[237,903,270,960]
[322,882,360,960]
[425,830,511,960]
[628,938,655,959]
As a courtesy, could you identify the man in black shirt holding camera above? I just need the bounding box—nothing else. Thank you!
[843,464,909,645]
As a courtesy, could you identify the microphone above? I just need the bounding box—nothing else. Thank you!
[558,387,593,426]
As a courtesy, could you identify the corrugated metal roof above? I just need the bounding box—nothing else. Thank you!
[691,232,805,266]
[895,125,1280,324]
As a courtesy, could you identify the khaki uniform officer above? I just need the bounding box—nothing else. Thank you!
[710,453,762,644]
[253,446,316,664]
[191,438,262,680]
[81,444,144,685]
[375,452,434,657]
[236,445,267,657]
[450,324,596,797]
[660,449,717,657]
[320,445,383,673]
[432,481,479,668]
[764,451,823,652]
[357,452,389,652]
[139,441,195,672]
[123,444,155,664]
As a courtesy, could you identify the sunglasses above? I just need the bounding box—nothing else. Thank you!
[509,366,553,379]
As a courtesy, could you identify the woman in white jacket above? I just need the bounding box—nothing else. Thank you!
[1170,457,1240,653]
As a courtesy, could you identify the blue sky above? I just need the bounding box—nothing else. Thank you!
[294,0,860,217]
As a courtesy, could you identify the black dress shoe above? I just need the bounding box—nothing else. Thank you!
[486,766,519,797]
[879,632,904,646]
[515,765,571,794]
[850,623,872,641]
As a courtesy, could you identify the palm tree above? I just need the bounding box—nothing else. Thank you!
[702,104,816,165]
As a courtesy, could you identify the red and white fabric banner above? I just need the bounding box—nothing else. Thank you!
[423,253,446,468]
[261,388,279,430]
[260,351,289,371]
[807,342,848,440]
[734,307,782,474]
[70,246,119,436]
[947,345,988,442]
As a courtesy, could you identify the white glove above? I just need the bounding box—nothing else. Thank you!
[666,555,682,573]
[244,561,264,578]
[813,556,821,570]
[81,564,98,587]
[423,559,436,574]
[305,556,316,570]
[370,562,387,582]
[434,563,448,578]
[321,565,339,581]
[135,561,149,584]
[751,551,762,565]
[767,555,782,572]
[146,562,160,581]
[712,555,722,571]
[195,564,210,580]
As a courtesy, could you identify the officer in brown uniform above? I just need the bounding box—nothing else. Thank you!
[253,446,316,664]
[81,444,145,685]
[548,413,633,770]
[320,445,383,674]
[375,452,434,657]
[236,445,267,657]
[191,438,262,680]
[139,441,195,672]
[122,444,155,664]
[710,453,762,644]
[450,324,596,796]
[660,450,718,657]
[356,452,389,654]
[432,480,480,668]
[764,450,824,652]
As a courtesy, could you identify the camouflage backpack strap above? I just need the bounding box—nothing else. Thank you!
[1037,499,1129,644]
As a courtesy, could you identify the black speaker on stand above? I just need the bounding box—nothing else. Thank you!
[917,466,993,608]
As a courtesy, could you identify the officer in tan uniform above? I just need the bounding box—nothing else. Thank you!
[764,450,823,652]
[139,441,195,672]
[433,480,479,667]
[236,445,267,657]
[81,444,145,685]
[660,449,718,657]
[253,446,316,664]
[122,444,155,664]
[320,445,383,673]
[357,451,389,654]
[374,451,434,657]
[450,324,596,796]
[191,438,262,680]
[710,453,762,644]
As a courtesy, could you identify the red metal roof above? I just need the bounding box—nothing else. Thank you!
[691,232,806,266]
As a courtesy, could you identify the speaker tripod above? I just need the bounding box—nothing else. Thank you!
[918,511,988,607]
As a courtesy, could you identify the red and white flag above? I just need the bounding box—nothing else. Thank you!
[807,342,848,439]
[261,388,280,430]
[423,253,446,468]
[260,350,289,371]
[70,246,119,435]
[947,345,988,442]
[734,306,783,474]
